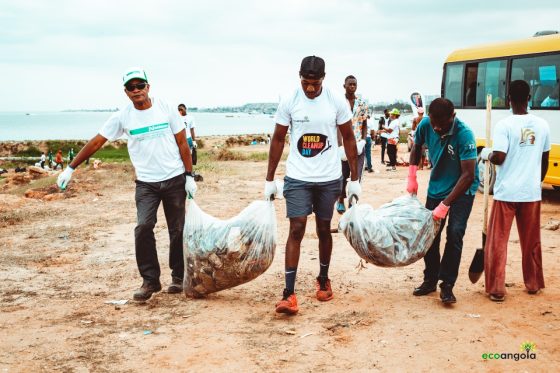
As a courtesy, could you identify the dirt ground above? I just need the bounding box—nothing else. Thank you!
[1,142,559,372]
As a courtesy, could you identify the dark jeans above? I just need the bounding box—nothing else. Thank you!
[364,137,372,170]
[423,193,475,286]
[380,137,387,163]
[340,152,365,199]
[387,143,397,167]
[135,173,186,284]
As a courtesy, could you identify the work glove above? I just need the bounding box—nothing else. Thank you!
[185,175,197,198]
[479,147,492,161]
[264,180,277,201]
[432,202,450,221]
[347,180,362,202]
[56,166,74,190]
[406,165,419,195]
[356,139,366,155]
[338,146,347,161]
[192,140,198,149]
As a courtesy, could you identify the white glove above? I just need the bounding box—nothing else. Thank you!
[480,147,492,161]
[264,180,277,200]
[57,166,74,190]
[356,139,366,155]
[347,180,362,202]
[338,146,347,161]
[192,140,198,149]
[185,175,197,198]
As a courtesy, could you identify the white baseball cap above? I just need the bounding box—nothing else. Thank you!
[122,67,148,85]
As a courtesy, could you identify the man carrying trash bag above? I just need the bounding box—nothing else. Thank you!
[56,67,197,302]
[265,56,360,315]
[407,98,478,304]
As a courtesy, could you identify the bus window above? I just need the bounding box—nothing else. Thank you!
[476,60,507,108]
[444,63,463,106]
[511,53,560,109]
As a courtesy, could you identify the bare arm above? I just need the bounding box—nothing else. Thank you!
[340,120,358,181]
[409,143,423,166]
[488,150,506,165]
[69,134,108,168]
[190,128,196,141]
[266,124,288,181]
[337,127,343,146]
[361,119,368,140]
[442,159,476,206]
[174,129,193,173]
[542,151,549,182]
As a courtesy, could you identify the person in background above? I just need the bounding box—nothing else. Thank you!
[336,75,368,214]
[364,105,374,173]
[378,109,390,164]
[379,108,400,171]
[48,150,54,168]
[480,80,550,302]
[68,148,75,163]
[56,67,197,302]
[53,150,64,170]
[40,152,46,169]
[407,98,478,305]
[178,104,197,166]
[540,83,559,108]
[265,56,360,315]
[410,107,427,169]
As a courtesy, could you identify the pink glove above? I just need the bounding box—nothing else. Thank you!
[432,202,450,220]
[406,165,418,195]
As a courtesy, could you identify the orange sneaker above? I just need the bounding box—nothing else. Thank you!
[316,277,334,301]
[275,289,299,315]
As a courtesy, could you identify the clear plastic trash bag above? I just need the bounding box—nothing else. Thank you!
[339,195,441,267]
[183,200,277,297]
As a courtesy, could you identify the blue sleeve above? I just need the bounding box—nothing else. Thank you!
[459,128,477,160]
[414,117,428,146]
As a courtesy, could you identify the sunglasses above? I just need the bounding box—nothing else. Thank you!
[125,82,147,92]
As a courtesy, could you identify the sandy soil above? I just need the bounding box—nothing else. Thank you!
[1,142,559,372]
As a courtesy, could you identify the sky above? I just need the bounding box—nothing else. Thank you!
[1,0,559,111]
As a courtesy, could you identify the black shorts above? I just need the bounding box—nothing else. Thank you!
[283,176,342,220]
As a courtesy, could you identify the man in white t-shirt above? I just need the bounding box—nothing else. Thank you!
[480,80,551,302]
[56,67,197,302]
[265,56,361,315]
[178,104,197,165]
[378,108,401,171]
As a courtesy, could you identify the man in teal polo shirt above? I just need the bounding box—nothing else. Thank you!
[406,98,478,304]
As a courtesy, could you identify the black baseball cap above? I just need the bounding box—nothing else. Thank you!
[299,56,325,79]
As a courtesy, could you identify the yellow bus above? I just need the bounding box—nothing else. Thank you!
[442,32,560,191]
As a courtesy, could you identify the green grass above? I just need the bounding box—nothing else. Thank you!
[7,175,58,196]
[95,145,130,163]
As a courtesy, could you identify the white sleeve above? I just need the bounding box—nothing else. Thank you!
[168,101,184,135]
[99,112,124,140]
[336,95,353,125]
[274,98,291,127]
[492,121,509,153]
[543,122,551,152]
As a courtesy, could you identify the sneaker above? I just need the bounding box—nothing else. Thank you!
[490,293,505,302]
[527,289,540,295]
[316,276,334,301]
[336,201,346,214]
[413,280,437,296]
[133,280,162,302]
[275,289,299,315]
[440,283,456,304]
[167,276,183,294]
[367,168,373,173]
[386,166,397,172]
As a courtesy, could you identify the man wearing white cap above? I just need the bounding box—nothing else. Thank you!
[56,67,197,302]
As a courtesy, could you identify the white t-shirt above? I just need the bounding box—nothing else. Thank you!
[387,118,400,139]
[100,97,185,182]
[492,113,551,202]
[181,113,196,139]
[275,86,352,182]
[380,118,391,139]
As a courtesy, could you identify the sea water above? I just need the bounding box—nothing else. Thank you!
[0,112,277,140]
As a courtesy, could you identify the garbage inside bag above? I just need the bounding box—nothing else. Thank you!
[339,195,441,267]
[183,200,277,297]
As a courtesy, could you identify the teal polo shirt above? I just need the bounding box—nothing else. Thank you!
[414,117,479,199]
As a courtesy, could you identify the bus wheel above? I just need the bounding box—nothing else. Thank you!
[477,156,495,195]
